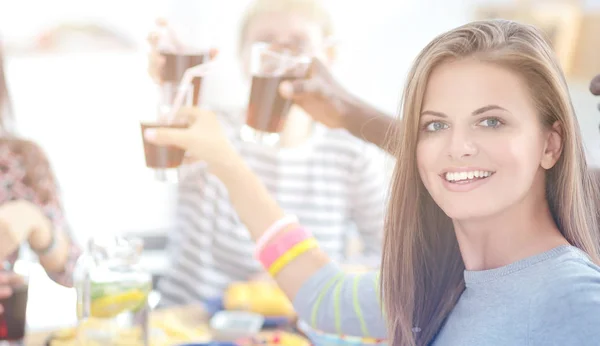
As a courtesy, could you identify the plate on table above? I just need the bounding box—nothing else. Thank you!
[203,296,291,329]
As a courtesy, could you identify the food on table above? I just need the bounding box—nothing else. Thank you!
[47,311,210,346]
[76,280,152,320]
[223,281,295,317]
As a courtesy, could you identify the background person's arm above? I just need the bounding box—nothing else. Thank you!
[279,58,400,155]
[144,108,387,337]
[12,141,80,286]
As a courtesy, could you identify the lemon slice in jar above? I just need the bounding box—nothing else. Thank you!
[90,289,147,318]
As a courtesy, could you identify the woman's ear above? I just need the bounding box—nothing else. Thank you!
[541,121,563,170]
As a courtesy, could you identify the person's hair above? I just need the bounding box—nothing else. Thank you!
[381,19,600,346]
[0,45,14,134]
[237,0,334,51]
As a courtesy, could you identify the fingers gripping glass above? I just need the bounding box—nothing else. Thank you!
[141,58,214,183]
[241,42,311,146]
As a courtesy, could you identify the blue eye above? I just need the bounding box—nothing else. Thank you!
[479,118,502,128]
[425,121,448,132]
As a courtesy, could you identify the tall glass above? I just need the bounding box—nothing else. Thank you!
[160,51,214,107]
[74,236,152,346]
[241,42,311,146]
[0,261,29,346]
[140,83,192,183]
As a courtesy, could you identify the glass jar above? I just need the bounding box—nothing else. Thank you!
[74,236,152,346]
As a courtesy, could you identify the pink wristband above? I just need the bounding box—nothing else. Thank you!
[257,226,312,270]
[255,215,299,254]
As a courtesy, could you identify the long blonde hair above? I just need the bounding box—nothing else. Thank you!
[381,19,600,346]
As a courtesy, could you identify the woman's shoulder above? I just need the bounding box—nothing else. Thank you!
[528,248,600,342]
[0,137,56,203]
[0,137,49,164]
[530,247,600,315]
[0,137,52,178]
[538,246,600,291]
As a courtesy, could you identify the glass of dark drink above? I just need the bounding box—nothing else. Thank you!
[159,50,216,108]
[141,82,193,183]
[241,42,311,146]
[0,272,28,345]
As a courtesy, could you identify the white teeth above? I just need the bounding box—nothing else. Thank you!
[444,170,493,182]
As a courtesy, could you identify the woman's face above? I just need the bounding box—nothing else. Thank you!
[416,59,561,220]
[240,11,329,77]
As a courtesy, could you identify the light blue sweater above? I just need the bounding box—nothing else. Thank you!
[293,245,600,345]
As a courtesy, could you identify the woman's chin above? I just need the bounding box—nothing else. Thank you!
[440,205,497,222]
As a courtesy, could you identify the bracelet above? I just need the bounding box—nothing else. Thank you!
[31,228,57,256]
[255,215,299,255]
[257,226,312,269]
[268,238,318,277]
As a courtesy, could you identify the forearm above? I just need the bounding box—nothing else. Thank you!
[211,155,386,336]
[343,101,399,155]
[30,227,71,274]
[210,153,330,299]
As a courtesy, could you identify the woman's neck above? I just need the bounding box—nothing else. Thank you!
[453,190,568,271]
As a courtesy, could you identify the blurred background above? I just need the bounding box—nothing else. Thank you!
[1,0,600,331]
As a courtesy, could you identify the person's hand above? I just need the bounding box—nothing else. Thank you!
[143,107,237,170]
[278,58,358,129]
[0,271,25,314]
[147,18,218,84]
[0,200,45,260]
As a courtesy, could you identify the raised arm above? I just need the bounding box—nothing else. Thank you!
[144,108,387,337]
[278,58,400,155]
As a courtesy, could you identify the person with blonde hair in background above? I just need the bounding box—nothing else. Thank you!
[146,19,600,345]
[148,0,385,306]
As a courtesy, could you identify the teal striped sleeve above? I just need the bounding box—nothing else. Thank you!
[292,262,387,338]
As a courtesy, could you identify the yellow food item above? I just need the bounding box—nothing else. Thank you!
[272,332,310,346]
[90,289,147,318]
[223,281,295,317]
[150,311,211,341]
[48,313,210,346]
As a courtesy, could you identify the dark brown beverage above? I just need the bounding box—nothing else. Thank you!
[0,284,28,341]
[246,75,300,133]
[161,52,209,106]
[140,123,187,169]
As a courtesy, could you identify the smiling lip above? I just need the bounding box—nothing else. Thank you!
[439,168,495,192]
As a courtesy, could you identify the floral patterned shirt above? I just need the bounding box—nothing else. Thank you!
[0,138,80,287]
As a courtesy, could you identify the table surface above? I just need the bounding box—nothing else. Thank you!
[24,305,209,346]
